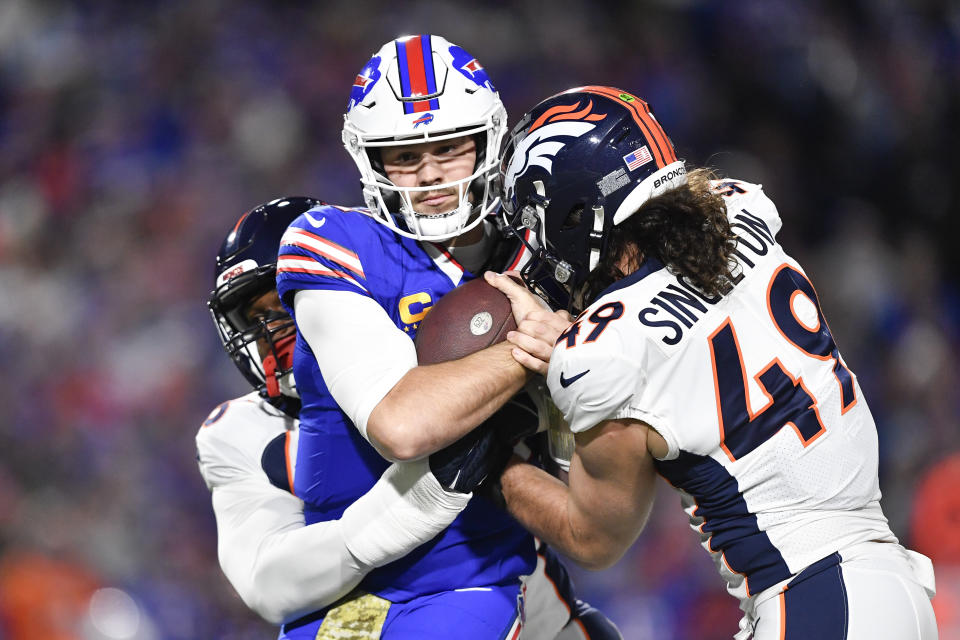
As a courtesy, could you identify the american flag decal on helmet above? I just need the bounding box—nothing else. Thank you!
[395,35,440,114]
[623,146,653,171]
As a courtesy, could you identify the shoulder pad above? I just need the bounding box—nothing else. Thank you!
[711,178,782,239]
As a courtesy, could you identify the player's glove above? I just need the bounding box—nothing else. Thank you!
[429,395,539,494]
[429,422,512,494]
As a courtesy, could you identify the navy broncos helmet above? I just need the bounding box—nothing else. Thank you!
[500,86,687,311]
[209,197,322,406]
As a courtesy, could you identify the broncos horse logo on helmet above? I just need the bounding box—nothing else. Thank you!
[209,197,323,414]
[501,99,607,208]
[342,34,507,241]
[500,86,687,312]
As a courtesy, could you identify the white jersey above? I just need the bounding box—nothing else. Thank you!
[547,180,899,607]
[197,392,299,493]
[195,392,472,625]
[195,393,595,636]
[196,392,363,624]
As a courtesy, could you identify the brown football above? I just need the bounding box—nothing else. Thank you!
[414,277,518,364]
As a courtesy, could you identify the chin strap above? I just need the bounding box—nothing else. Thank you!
[262,333,297,398]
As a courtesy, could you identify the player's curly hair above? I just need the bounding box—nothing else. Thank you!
[581,168,739,305]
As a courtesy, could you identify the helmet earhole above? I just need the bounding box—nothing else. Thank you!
[562,206,583,231]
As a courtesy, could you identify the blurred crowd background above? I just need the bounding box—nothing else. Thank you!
[1,0,958,638]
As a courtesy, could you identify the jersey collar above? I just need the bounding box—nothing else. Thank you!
[595,257,665,300]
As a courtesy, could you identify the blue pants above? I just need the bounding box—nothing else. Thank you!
[279,542,623,640]
[280,583,523,640]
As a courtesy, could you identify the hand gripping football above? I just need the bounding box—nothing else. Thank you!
[414,277,517,364]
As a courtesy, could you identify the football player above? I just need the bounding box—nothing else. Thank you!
[200,196,616,638]
[490,86,939,639]
[274,36,620,638]
[198,197,470,627]
[202,194,620,639]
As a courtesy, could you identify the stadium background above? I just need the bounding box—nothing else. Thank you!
[0,0,958,638]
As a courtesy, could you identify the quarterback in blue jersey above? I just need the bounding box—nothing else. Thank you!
[200,197,474,626]
[201,197,611,638]
[275,36,621,639]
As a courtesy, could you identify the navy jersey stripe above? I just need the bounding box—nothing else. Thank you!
[539,542,576,616]
[784,552,847,639]
[656,451,791,595]
[261,433,292,493]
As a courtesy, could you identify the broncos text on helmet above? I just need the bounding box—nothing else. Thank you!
[209,197,322,414]
[342,34,507,242]
[499,86,687,312]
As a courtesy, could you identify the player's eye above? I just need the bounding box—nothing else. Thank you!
[386,151,417,166]
[443,139,473,156]
[242,313,263,328]
[241,304,267,324]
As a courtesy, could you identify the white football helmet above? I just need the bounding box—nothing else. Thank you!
[342,34,507,241]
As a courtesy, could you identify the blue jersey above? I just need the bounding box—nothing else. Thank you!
[275,204,535,602]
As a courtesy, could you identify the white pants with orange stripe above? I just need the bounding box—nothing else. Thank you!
[520,542,623,640]
[744,541,938,640]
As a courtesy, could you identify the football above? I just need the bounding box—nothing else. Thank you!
[415,277,518,364]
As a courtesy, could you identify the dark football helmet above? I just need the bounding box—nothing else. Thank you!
[209,197,322,409]
[500,86,687,311]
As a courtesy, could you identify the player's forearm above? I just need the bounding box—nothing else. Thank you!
[293,288,528,460]
[498,460,622,570]
[338,460,470,564]
[218,461,468,624]
[238,520,365,624]
[367,342,529,460]
[213,486,365,624]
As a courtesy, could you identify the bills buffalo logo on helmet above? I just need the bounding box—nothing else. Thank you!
[412,112,435,128]
[348,55,382,111]
[503,100,607,203]
[447,44,495,91]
